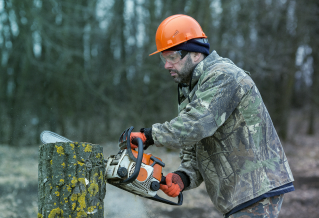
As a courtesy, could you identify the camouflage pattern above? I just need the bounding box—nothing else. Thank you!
[152,51,294,214]
[229,194,284,218]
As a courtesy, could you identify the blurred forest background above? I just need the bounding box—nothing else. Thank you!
[0,0,318,146]
[0,0,319,217]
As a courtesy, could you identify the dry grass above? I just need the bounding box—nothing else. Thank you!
[0,145,38,217]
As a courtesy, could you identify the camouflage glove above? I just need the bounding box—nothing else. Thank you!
[160,173,185,197]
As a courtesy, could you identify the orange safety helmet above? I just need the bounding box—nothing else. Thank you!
[149,14,207,56]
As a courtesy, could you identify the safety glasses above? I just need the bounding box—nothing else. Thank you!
[160,50,189,64]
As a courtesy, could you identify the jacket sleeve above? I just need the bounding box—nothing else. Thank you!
[176,145,204,190]
[152,70,244,149]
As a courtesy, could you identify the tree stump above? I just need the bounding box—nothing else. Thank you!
[38,142,106,218]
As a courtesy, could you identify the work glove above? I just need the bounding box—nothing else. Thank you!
[160,173,184,198]
[129,132,147,149]
[127,128,154,150]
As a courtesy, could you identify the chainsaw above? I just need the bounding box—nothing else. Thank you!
[40,126,183,206]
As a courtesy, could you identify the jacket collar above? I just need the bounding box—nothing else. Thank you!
[178,50,221,95]
[191,50,221,87]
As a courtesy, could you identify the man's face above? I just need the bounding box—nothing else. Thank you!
[162,51,197,84]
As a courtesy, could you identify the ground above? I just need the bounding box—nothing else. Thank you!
[0,111,318,218]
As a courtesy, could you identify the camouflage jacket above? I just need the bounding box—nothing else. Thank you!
[152,51,294,214]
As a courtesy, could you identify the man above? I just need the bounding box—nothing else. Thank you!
[129,14,294,218]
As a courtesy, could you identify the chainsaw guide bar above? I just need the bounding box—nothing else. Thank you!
[40,130,73,144]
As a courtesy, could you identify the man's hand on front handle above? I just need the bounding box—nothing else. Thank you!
[126,128,154,149]
[129,132,147,149]
[160,173,184,197]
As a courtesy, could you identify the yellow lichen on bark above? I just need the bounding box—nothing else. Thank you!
[84,144,92,152]
[98,171,103,181]
[96,153,103,158]
[71,177,78,187]
[39,142,105,217]
[76,210,87,218]
[55,145,65,155]
[77,161,85,166]
[88,206,96,213]
[70,143,75,149]
[88,182,99,196]
[48,208,63,218]
[78,178,86,185]
[71,193,78,202]
[77,192,87,211]
[72,203,76,210]
[67,185,71,192]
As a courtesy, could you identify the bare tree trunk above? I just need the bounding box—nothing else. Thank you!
[307,0,319,135]
[307,50,319,135]
[38,142,106,217]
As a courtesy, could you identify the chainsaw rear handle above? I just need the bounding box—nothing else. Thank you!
[148,175,183,206]
[120,126,144,184]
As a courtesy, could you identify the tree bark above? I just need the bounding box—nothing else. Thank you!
[38,142,106,218]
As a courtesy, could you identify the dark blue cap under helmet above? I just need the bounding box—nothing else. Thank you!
[166,38,210,56]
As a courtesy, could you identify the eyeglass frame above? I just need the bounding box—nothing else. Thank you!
[160,50,189,64]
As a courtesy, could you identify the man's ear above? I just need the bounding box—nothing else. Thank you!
[191,52,204,63]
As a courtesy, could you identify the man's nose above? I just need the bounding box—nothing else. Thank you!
[164,61,173,69]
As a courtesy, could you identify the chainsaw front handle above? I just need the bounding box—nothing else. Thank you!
[120,126,144,184]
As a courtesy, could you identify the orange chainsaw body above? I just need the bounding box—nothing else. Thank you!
[131,150,163,182]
